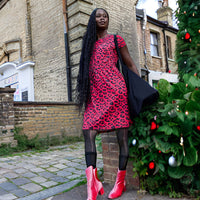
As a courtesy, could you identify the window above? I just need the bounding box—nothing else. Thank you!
[22,91,28,101]
[166,36,172,59]
[150,32,159,56]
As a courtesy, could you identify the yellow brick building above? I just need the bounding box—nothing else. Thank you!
[0,0,140,102]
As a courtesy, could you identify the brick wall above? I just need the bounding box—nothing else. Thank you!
[14,102,82,139]
[101,132,139,189]
[0,0,28,64]
[0,88,17,146]
[30,0,68,102]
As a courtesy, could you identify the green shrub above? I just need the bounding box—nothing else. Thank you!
[0,127,83,156]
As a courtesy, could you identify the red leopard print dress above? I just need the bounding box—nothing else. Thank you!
[82,34,130,131]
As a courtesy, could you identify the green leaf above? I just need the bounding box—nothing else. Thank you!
[158,79,171,102]
[157,125,173,135]
[157,163,165,172]
[188,76,200,88]
[176,150,184,167]
[183,147,198,166]
[183,74,190,83]
[168,165,192,179]
[153,137,171,153]
[183,92,192,100]
[176,111,185,122]
[170,82,186,100]
[180,173,193,185]
[171,127,179,137]
[159,104,175,117]
[185,100,200,112]
[191,90,200,102]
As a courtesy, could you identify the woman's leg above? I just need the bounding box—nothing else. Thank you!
[83,129,98,168]
[83,130,104,199]
[116,128,129,170]
[108,128,129,199]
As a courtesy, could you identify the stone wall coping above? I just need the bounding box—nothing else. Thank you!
[0,87,16,93]
[14,101,79,107]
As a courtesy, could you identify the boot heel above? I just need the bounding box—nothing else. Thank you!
[99,187,104,195]
[123,186,126,192]
[123,181,126,192]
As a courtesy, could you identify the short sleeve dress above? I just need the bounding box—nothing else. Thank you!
[82,34,130,131]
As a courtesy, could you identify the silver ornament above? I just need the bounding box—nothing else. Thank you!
[132,139,137,146]
[168,156,177,167]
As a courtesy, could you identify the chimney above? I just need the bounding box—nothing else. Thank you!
[157,0,173,26]
[163,0,168,7]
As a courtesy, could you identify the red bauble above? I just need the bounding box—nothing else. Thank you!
[197,126,200,131]
[150,121,157,130]
[185,32,190,40]
[168,70,171,73]
[149,162,155,170]
[158,150,162,154]
[150,121,159,130]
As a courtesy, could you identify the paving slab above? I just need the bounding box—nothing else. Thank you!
[20,183,43,193]
[11,178,31,186]
[0,193,17,200]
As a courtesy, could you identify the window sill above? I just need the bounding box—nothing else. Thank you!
[168,58,175,62]
[151,55,162,59]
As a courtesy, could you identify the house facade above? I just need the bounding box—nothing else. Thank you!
[136,1,179,86]
[0,0,140,102]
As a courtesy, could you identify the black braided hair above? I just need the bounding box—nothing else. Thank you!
[76,8,109,111]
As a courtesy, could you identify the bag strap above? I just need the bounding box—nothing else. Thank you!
[114,35,123,72]
[114,35,129,89]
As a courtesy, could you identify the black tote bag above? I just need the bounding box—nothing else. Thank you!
[114,35,159,118]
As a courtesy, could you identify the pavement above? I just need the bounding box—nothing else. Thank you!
[0,142,194,200]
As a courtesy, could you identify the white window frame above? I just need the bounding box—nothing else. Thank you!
[150,32,159,57]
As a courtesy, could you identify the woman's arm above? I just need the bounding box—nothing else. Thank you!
[120,45,140,76]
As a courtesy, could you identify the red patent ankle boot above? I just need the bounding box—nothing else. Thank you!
[93,168,104,195]
[108,169,126,199]
[85,166,98,200]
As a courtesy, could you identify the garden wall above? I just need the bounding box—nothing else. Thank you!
[0,88,17,146]
[14,102,82,139]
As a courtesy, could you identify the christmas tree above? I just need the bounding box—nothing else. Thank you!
[175,0,200,80]
[129,0,200,197]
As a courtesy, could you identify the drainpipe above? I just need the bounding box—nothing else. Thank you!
[142,9,149,82]
[26,0,33,61]
[162,28,169,72]
[62,0,72,102]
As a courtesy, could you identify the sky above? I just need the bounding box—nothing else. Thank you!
[136,0,178,27]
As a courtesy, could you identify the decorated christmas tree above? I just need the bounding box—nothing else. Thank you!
[129,0,200,197]
[175,0,200,79]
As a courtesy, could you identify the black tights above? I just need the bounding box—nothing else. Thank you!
[83,128,129,170]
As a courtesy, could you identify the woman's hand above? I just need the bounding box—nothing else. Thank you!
[120,45,140,76]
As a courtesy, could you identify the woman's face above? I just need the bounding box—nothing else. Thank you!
[95,9,109,29]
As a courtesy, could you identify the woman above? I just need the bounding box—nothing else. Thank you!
[77,8,139,200]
